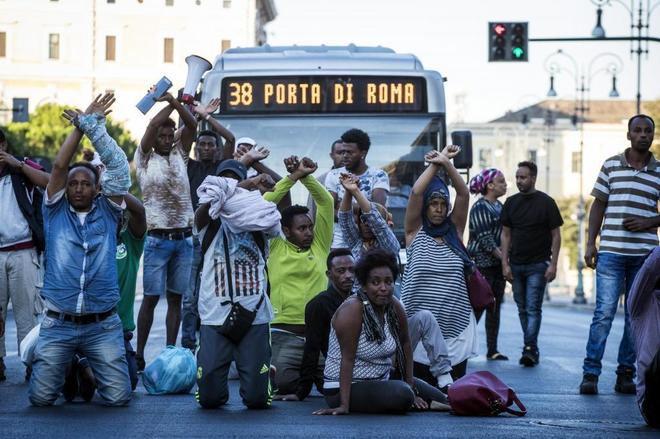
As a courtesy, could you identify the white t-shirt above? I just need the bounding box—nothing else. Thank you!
[324,166,390,248]
[134,143,194,230]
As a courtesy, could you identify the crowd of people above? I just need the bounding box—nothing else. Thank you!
[0,90,657,425]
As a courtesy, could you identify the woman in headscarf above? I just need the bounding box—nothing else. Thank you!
[400,145,476,380]
[314,249,450,415]
[467,168,508,361]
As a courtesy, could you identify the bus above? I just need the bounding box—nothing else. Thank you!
[201,45,449,243]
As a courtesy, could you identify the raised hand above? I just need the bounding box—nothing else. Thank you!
[424,150,447,166]
[440,144,461,160]
[83,93,115,116]
[155,91,175,104]
[0,150,22,169]
[246,145,270,163]
[284,156,300,174]
[193,98,221,118]
[299,157,318,176]
[339,172,360,193]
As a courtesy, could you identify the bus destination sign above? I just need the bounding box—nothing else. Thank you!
[219,76,427,114]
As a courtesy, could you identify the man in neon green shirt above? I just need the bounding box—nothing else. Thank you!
[262,156,334,395]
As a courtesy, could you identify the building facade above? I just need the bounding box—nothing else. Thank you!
[0,0,277,137]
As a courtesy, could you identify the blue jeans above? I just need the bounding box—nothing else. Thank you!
[181,236,202,349]
[28,313,131,406]
[142,235,193,296]
[511,261,549,350]
[582,252,645,377]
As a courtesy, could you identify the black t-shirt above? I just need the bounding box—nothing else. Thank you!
[187,159,221,211]
[501,190,563,264]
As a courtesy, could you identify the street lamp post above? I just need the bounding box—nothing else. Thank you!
[590,0,660,113]
[544,49,623,304]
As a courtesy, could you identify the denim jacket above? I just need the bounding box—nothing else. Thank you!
[41,191,123,314]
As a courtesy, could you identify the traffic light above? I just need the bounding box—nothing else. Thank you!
[488,22,528,62]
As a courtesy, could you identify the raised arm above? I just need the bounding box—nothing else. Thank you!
[0,152,50,188]
[139,93,176,154]
[76,111,131,204]
[300,160,334,252]
[404,146,464,244]
[237,146,292,210]
[124,193,147,238]
[193,99,236,160]
[170,97,198,155]
[338,174,364,249]
[51,94,115,198]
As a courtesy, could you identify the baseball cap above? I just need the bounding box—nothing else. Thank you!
[235,137,256,147]
[215,159,248,181]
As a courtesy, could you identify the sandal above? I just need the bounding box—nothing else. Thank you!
[487,352,509,361]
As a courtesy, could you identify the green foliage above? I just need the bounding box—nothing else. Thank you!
[645,100,660,157]
[0,103,137,164]
[557,196,593,269]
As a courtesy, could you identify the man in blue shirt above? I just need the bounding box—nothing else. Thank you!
[28,93,132,406]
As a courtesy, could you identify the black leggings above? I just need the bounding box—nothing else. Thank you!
[414,359,468,386]
[324,377,447,414]
[480,266,506,355]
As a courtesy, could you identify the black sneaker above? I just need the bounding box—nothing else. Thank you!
[519,346,539,367]
[579,373,598,395]
[614,371,636,394]
[62,366,79,402]
[78,365,97,402]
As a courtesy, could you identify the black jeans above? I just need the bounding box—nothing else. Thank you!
[324,377,446,414]
[479,265,506,355]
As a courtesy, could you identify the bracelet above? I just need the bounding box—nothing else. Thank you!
[204,114,211,121]
[18,160,25,170]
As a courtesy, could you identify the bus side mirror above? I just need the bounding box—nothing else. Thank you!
[450,130,473,169]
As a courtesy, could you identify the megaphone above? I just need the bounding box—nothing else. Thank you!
[182,55,212,105]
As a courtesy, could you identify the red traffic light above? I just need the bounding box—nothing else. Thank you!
[494,23,507,36]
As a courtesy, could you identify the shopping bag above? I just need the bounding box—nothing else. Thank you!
[142,346,196,395]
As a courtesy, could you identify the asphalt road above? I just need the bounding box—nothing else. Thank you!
[0,298,657,438]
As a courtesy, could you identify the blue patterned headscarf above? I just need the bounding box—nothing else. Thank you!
[422,176,474,272]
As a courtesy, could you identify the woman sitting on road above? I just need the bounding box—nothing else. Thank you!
[314,249,450,415]
[400,146,477,380]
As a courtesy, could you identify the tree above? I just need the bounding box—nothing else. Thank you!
[646,99,660,157]
[1,103,138,165]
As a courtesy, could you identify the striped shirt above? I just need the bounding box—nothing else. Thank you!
[467,198,503,268]
[400,231,471,339]
[592,151,659,256]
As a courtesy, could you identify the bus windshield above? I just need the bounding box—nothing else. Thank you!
[221,114,444,207]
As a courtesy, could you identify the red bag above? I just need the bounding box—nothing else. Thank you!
[467,268,495,313]
[448,371,527,417]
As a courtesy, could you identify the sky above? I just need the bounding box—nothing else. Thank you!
[265,0,660,123]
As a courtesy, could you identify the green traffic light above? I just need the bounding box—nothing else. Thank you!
[512,47,524,58]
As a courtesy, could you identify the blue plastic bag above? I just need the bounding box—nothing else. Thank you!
[142,346,196,395]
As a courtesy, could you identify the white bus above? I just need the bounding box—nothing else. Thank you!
[201,45,450,243]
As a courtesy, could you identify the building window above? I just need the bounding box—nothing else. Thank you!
[223,0,232,7]
[163,38,174,63]
[0,32,6,58]
[571,151,582,173]
[105,35,116,61]
[221,39,231,53]
[165,0,174,6]
[478,148,491,168]
[48,33,60,60]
